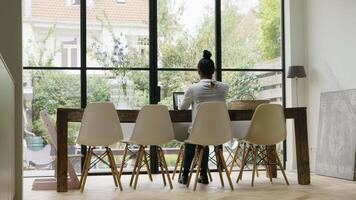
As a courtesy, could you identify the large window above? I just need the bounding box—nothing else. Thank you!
[23,0,285,176]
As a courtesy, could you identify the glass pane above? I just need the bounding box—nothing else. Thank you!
[158,0,215,68]
[87,70,149,109]
[23,70,81,177]
[86,1,149,68]
[22,0,80,67]
[223,71,283,103]
[158,71,199,109]
[221,0,282,69]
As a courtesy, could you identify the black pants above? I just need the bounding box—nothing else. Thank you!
[182,143,209,177]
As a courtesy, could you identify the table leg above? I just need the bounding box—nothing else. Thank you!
[57,111,68,192]
[294,109,310,185]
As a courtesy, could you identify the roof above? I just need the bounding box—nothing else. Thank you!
[29,0,148,24]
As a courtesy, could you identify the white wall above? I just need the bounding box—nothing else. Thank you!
[304,0,356,171]
[0,0,23,199]
[284,0,306,171]
[0,56,16,200]
[285,0,356,172]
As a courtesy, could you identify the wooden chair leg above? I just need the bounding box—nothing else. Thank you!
[79,147,91,187]
[118,144,128,183]
[263,146,273,182]
[214,147,224,187]
[157,147,167,186]
[193,148,204,191]
[229,144,239,175]
[130,146,141,187]
[273,148,289,185]
[108,147,123,191]
[251,146,257,187]
[255,146,260,177]
[143,149,153,182]
[186,147,199,188]
[237,145,250,183]
[158,147,173,189]
[238,143,248,181]
[172,144,183,180]
[218,148,234,190]
[133,146,144,189]
[80,147,93,192]
[106,148,118,187]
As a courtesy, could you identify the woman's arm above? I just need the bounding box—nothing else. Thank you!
[179,88,193,110]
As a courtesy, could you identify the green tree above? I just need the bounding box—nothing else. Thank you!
[257,0,281,60]
[224,71,260,100]
[31,71,81,144]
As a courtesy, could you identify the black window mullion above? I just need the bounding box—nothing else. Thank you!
[80,0,87,171]
[281,0,287,169]
[149,0,158,105]
[149,0,159,174]
[215,0,222,81]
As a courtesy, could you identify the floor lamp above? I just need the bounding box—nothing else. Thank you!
[287,66,306,107]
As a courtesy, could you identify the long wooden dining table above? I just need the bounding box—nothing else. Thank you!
[56,107,310,192]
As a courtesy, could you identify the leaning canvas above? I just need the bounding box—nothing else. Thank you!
[316,89,356,181]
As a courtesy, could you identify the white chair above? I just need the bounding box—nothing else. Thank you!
[76,102,124,192]
[237,104,289,186]
[185,102,234,191]
[120,105,174,189]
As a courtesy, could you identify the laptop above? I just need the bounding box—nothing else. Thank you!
[173,92,185,110]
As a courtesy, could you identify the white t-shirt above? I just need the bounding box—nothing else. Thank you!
[179,79,229,124]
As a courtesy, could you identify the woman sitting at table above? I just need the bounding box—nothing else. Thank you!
[178,49,229,185]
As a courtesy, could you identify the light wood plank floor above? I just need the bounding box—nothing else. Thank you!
[24,171,356,200]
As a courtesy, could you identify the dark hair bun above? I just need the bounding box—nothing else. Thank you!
[203,50,212,59]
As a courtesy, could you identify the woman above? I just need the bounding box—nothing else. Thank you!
[178,50,228,185]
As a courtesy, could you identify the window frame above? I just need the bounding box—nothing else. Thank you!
[23,0,287,173]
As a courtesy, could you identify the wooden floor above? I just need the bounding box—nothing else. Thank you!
[24,171,356,200]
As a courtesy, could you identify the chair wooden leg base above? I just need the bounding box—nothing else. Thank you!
[80,146,123,192]
[130,145,172,190]
[158,147,173,189]
[237,144,289,187]
[187,145,233,191]
[172,144,184,180]
[133,146,144,189]
[237,144,250,184]
[107,147,123,191]
[118,144,129,186]
[80,147,93,192]
[216,147,234,190]
[229,142,240,175]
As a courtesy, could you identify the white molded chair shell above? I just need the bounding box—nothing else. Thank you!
[185,102,233,146]
[244,104,286,145]
[127,105,174,145]
[76,102,123,146]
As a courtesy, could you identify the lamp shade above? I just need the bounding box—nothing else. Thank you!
[287,65,306,78]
